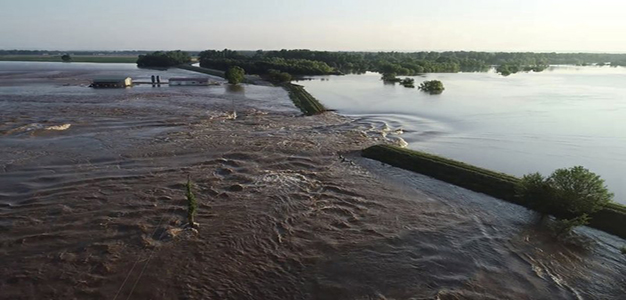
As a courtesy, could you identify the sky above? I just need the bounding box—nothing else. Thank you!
[1,0,626,52]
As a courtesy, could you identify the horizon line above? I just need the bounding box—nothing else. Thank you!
[3,48,626,55]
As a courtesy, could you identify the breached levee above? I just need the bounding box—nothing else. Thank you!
[283,83,327,116]
[362,144,626,239]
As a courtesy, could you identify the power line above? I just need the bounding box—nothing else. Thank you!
[112,196,180,300]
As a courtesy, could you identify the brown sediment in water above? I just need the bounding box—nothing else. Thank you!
[0,63,625,300]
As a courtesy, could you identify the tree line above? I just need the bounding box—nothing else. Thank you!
[197,49,626,77]
[136,50,192,68]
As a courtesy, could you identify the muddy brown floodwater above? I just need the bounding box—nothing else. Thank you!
[0,62,625,300]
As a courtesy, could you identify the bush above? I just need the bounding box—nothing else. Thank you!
[61,54,71,62]
[519,166,613,235]
[549,214,590,238]
[225,66,245,84]
[418,80,445,94]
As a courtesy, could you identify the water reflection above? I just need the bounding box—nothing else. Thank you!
[226,84,245,94]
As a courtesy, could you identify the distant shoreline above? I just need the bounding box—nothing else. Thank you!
[0,55,138,63]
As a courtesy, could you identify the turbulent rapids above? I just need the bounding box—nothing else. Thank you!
[0,62,624,300]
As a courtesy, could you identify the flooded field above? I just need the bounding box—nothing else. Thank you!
[0,62,625,299]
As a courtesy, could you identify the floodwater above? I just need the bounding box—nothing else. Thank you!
[0,62,625,299]
[298,67,626,204]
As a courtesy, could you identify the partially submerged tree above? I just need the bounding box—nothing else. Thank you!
[519,166,613,237]
[400,77,415,88]
[381,72,401,82]
[225,66,245,85]
[418,80,445,94]
[186,175,198,228]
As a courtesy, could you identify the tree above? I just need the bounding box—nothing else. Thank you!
[185,176,198,228]
[418,80,445,94]
[61,54,71,62]
[225,66,245,85]
[518,166,613,236]
[548,166,613,217]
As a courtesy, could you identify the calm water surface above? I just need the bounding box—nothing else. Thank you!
[299,66,626,204]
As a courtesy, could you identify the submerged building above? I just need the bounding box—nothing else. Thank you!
[91,77,132,88]
[169,77,211,86]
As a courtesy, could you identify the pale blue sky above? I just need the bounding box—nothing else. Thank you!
[1,0,625,52]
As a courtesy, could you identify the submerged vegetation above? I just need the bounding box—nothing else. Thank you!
[400,78,415,88]
[136,50,191,68]
[418,80,445,94]
[497,63,549,76]
[380,73,414,88]
[381,72,402,83]
[362,144,626,239]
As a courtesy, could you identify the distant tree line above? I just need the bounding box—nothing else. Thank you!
[136,50,192,68]
[198,49,626,77]
[199,50,335,76]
